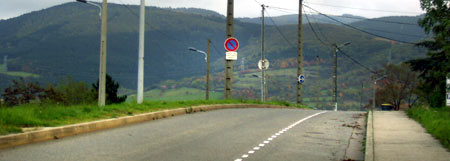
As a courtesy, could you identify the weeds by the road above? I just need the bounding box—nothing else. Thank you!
[0,100,308,135]
[406,106,450,150]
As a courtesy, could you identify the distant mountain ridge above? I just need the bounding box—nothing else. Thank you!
[0,2,426,100]
[237,14,365,25]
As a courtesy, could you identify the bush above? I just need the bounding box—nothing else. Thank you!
[92,74,127,104]
[50,76,95,105]
[2,79,46,107]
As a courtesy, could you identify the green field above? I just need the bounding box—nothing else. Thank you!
[0,71,40,78]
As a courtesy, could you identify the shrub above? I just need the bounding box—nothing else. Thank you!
[51,76,95,105]
[2,79,46,107]
[92,74,127,104]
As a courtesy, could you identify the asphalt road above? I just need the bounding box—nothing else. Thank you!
[0,108,366,161]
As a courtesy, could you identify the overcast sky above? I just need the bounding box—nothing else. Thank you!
[0,0,425,20]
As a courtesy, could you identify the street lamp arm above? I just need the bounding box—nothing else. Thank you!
[336,42,351,50]
[76,0,102,17]
[187,47,207,62]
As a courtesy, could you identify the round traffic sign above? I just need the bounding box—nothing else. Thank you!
[258,59,270,70]
[298,75,305,84]
[224,37,239,52]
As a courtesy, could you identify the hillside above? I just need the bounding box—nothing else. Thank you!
[0,2,258,89]
[350,15,429,43]
[0,3,427,109]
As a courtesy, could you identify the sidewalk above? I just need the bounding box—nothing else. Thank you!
[365,111,450,161]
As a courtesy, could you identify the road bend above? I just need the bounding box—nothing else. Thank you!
[0,108,366,161]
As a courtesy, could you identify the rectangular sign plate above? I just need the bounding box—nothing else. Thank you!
[226,52,237,60]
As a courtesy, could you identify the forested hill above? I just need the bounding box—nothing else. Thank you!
[0,2,426,92]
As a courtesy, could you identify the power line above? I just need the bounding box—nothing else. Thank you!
[364,28,427,38]
[268,6,420,26]
[264,9,295,47]
[307,2,423,15]
[303,6,329,46]
[338,49,377,74]
[303,4,417,44]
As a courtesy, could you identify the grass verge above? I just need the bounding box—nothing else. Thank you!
[406,106,450,150]
[0,99,309,135]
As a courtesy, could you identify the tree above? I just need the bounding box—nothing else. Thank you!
[376,64,420,110]
[408,0,450,107]
[92,74,127,104]
[52,76,95,105]
[2,79,46,106]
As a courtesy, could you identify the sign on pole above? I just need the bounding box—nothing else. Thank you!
[298,75,305,84]
[224,37,239,52]
[258,59,270,70]
[226,52,237,60]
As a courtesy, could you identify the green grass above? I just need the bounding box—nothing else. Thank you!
[0,99,309,135]
[406,106,450,150]
[0,71,40,78]
[127,87,223,101]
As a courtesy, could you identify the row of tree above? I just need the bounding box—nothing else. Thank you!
[376,0,449,109]
[0,74,126,107]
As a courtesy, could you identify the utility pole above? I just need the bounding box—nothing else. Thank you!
[316,55,320,109]
[297,0,304,104]
[206,39,210,100]
[333,44,338,111]
[261,4,266,102]
[373,75,376,111]
[225,0,234,99]
[98,0,108,107]
[331,42,350,111]
[137,0,146,104]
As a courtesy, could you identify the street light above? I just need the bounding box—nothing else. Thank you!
[187,41,210,100]
[188,47,207,62]
[77,0,108,106]
[333,42,350,111]
[76,0,102,17]
[252,73,267,102]
[373,75,387,111]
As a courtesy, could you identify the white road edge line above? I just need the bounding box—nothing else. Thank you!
[234,111,327,161]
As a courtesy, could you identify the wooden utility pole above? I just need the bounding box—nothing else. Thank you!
[316,55,320,109]
[225,0,234,99]
[206,39,210,100]
[297,0,304,104]
[98,0,108,107]
[261,4,266,102]
[137,0,145,104]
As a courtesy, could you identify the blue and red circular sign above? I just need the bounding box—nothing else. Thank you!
[224,37,239,52]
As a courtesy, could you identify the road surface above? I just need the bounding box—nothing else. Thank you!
[0,108,366,161]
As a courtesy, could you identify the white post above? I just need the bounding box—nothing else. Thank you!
[137,0,145,104]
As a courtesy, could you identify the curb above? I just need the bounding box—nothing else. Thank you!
[365,110,374,161]
[0,104,297,149]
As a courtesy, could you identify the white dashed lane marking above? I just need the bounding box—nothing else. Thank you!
[233,111,327,161]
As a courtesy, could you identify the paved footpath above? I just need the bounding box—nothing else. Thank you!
[366,111,450,161]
